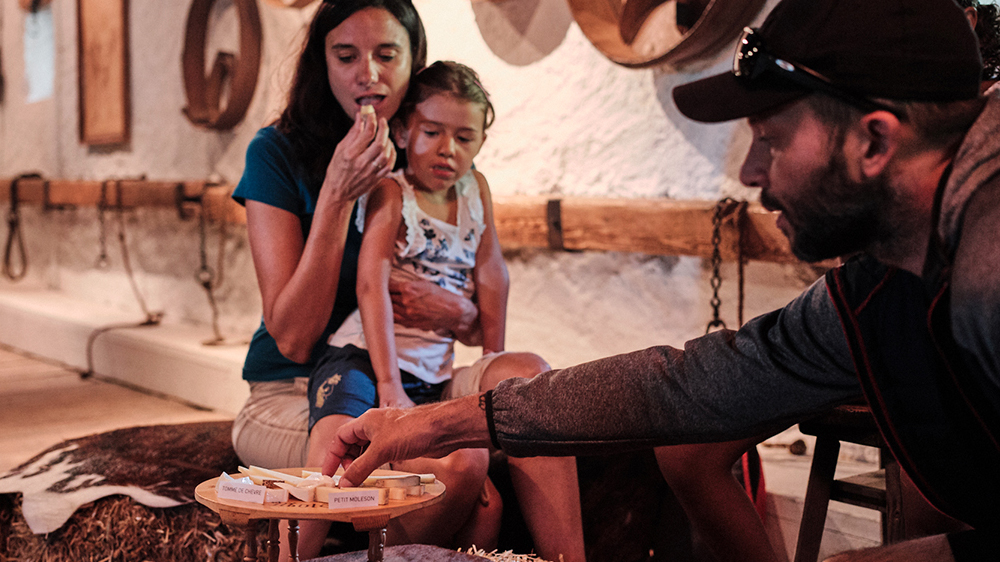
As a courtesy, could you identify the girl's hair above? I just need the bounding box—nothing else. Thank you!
[394,61,495,131]
[276,0,427,185]
[955,0,1000,81]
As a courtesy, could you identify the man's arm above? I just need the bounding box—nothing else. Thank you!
[489,275,863,457]
[323,272,864,478]
[322,393,492,486]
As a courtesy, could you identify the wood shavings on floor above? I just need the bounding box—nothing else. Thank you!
[0,493,247,562]
[462,546,558,562]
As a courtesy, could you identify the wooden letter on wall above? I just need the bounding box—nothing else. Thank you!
[77,0,130,145]
[182,0,262,130]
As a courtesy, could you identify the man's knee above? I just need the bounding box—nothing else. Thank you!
[488,352,551,382]
[438,449,491,487]
[655,441,754,484]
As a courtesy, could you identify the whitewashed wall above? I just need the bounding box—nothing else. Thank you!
[0,0,816,370]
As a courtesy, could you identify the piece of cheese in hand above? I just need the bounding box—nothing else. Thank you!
[359,104,375,116]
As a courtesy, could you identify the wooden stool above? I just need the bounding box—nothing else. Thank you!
[793,404,903,562]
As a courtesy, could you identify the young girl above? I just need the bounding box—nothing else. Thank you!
[308,61,585,561]
[311,60,505,417]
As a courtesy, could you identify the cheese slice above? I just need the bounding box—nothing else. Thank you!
[275,481,317,502]
[239,465,307,486]
[362,473,421,488]
[265,487,290,504]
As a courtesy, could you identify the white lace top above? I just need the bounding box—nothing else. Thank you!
[327,169,486,383]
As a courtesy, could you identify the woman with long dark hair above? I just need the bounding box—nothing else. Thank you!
[231,1,501,558]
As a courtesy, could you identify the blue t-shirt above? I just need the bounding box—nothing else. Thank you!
[232,126,362,381]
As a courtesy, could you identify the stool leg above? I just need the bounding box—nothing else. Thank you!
[243,522,258,562]
[287,519,300,562]
[368,527,387,562]
[267,519,280,562]
[882,452,904,543]
[794,436,841,562]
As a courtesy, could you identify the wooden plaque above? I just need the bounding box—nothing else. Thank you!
[77,0,130,145]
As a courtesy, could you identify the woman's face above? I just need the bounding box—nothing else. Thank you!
[325,7,412,120]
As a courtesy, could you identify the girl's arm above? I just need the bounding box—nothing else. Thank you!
[471,171,509,354]
[356,179,414,408]
[248,113,395,363]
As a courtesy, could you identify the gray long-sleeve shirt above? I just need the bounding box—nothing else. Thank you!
[488,90,1000,459]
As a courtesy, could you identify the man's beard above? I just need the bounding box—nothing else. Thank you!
[764,151,894,263]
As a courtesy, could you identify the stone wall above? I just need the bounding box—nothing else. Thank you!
[0,0,817,371]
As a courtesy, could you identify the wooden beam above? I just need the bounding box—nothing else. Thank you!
[493,196,805,264]
[0,177,241,223]
[2,178,810,264]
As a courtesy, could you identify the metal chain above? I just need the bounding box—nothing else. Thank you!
[83,179,163,378]
[114,180,163,325]
[706,197,747,334]
[197,204,224,345]
[197,196,246,346]
[706,198,730,333]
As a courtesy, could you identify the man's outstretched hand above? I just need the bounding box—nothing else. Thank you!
[320,393,493,487]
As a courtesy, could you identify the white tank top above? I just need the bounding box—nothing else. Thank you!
[327,169,485,383]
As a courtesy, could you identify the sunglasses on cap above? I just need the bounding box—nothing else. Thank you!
[733,27,903,116]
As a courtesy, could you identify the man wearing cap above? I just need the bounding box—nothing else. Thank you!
[320,0,1000,559]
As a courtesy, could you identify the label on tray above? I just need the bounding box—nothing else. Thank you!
[328,488,383,509]
[217,480,266,504]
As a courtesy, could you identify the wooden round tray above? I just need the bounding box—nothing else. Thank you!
[195,467,445,527]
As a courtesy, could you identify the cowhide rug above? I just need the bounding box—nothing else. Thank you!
[0,420,239,534]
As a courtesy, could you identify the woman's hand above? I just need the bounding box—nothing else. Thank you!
[319,110,397,209]
[377,380,416,409]
[389,277,481,345]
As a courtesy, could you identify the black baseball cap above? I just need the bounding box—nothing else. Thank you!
[673,0,983,123]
